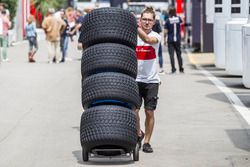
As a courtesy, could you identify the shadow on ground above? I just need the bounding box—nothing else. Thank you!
[206,92,230,104]
[213,74,242,78]
[225,83,246,89]
[226,129,250,152]
[196,79,214,86]
[200,64,226,71]
[196,79,246,90]
[72,150,135,165]
[205,92,250,114]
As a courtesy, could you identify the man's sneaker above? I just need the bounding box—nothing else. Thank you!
[2,58,9,62]
[137,131,144,149]
[142,143,153,153]
[180,68,184,73]
[159,69,165,74]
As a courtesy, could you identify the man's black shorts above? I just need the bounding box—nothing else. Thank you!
[137,82,159,110]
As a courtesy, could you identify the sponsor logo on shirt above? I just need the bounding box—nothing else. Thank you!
[136,46,156,60]
[169,17,180,24]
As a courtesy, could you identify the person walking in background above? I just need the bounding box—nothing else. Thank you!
[0,9,11,62]
[59,9,70,63]
[42,8,66,64]
[136,6,161,153]
[0,3,9,19]
[164,6,184,74]
[66,7,76,42]
[69,9,84,38]
[25,15,38,63]
[68,9,84,60]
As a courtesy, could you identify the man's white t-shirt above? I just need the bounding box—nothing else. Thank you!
[136,30,161,83]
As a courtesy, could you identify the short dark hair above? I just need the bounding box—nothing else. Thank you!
[141,6,156,19]
[168,6,176,17]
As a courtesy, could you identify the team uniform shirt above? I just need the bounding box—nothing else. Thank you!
[164,16,182,42]
[136,30,161,83]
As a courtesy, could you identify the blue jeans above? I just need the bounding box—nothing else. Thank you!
[158,43,163,68]
[60,36,69,61]
[27,36,38,52]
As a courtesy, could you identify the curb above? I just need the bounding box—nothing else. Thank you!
[187,52,215,66]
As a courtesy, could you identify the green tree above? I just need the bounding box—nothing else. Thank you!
[33,0,67,17]
[0,0,18,22]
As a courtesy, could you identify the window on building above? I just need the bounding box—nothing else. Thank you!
[215,7,223,13]
[231,7,241,13]
[215,0,222,4]
[231,0,240,4]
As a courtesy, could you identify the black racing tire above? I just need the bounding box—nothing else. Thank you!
[80,105,137,152]
[81,72,140,109]
[81,43,137,79]
[79,7,137,49]
[82,147,89,162]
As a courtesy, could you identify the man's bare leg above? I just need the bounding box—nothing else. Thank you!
[142,109,154,153]
[135,109,141,135]
[135,109,144,149]
[144,109,155,144]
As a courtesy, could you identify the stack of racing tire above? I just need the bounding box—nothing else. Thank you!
[79,7,140,162]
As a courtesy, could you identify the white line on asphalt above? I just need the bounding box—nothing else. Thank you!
[197,66,250,125]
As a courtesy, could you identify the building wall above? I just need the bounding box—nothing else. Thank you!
[191,0,201,51]
[201,0,213,52]
[191,0,213,52]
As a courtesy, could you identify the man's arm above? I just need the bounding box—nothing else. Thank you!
[137,27,158,44]
[69,23,81,35]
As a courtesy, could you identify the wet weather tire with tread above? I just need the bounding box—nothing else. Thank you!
[80,105,137,152]
[81,43,137,79]
[79,7,137,49]
[81,72,140,109]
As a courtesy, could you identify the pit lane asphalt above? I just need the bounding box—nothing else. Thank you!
[0,41,250,167]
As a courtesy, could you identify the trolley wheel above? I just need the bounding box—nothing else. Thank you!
[133,143,139,161]
[82,147,89,162]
